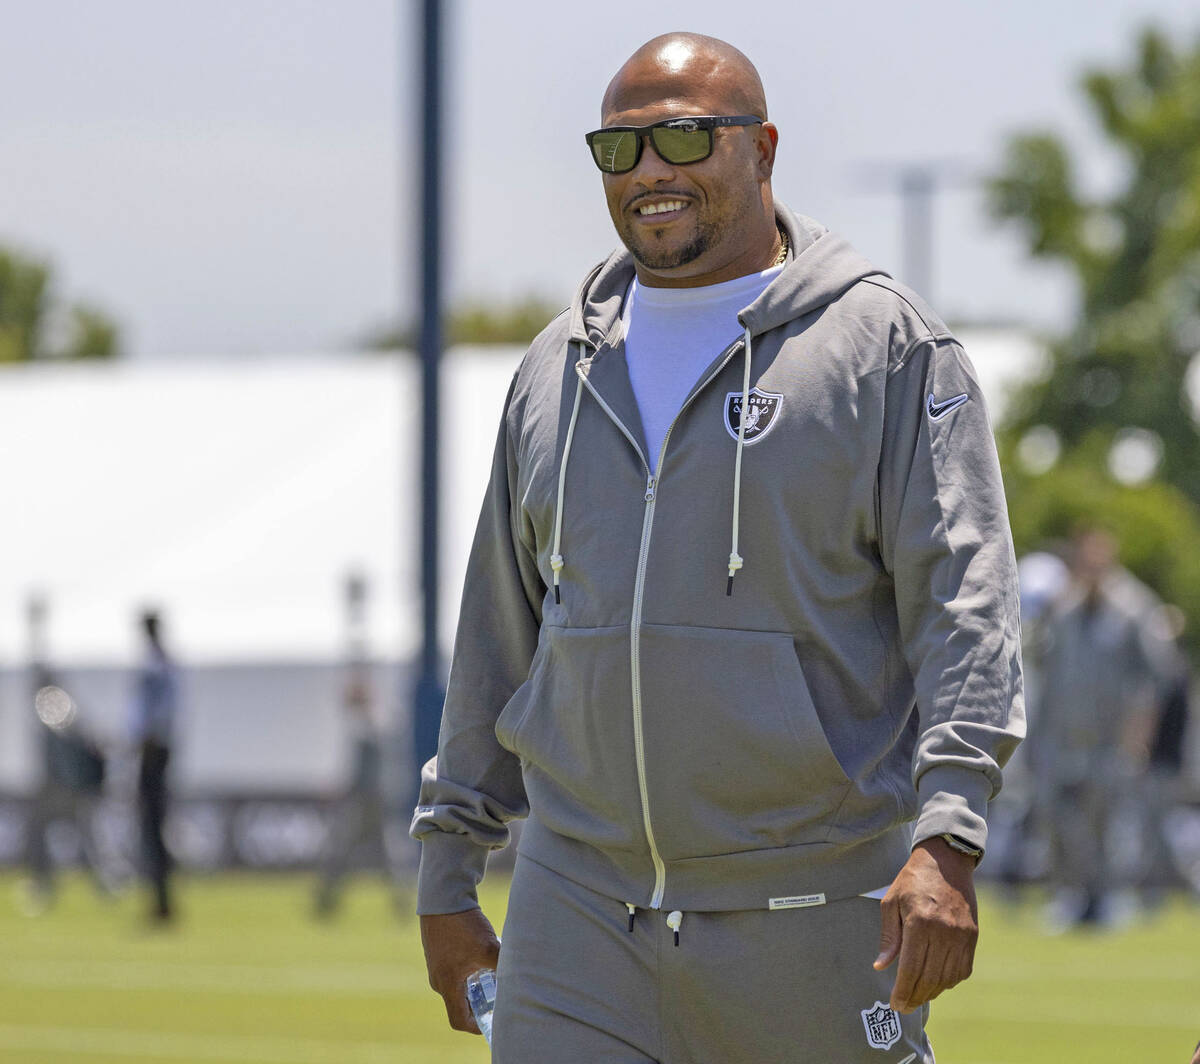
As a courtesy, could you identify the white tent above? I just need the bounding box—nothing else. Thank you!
[0,348,522,790]
[0,348,523,668]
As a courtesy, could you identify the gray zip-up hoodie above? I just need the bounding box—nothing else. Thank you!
[412,204,1024,916]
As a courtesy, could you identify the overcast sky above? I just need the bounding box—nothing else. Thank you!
[3,0,1199,359]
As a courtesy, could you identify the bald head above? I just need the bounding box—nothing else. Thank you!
[602,33,768,124]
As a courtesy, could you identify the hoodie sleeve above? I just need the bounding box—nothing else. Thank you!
[877,334,1025,857]
[409,373,544,914]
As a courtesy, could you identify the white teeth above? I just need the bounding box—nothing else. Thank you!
[637,200,686,216]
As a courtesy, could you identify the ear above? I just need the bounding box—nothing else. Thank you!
[756,122,779,179]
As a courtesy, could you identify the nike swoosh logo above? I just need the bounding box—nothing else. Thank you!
[926,393,969,420]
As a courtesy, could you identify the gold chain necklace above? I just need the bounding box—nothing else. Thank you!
[773,226,789,267]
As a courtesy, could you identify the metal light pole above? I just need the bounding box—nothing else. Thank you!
[411,0,446,802]
[850,159,973,308]
[899,167,934,306]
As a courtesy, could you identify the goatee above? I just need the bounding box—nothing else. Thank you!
[629,227,711,271]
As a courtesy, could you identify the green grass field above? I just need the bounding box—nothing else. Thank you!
[1,873,1196,1063]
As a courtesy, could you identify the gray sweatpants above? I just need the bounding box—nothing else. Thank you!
[493,855,933,1064]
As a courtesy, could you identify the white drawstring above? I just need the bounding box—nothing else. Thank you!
[553,332,752,601]
[727,325,753,595]
[550,341,589,604]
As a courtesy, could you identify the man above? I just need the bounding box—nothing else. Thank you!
[413,33,1023,1062]
[130,609,180,924]
[983,552,1068,891]
[23,596,110,910]
[1034,527,1168,929]
[314,573,393,918]
[25,679,109,908]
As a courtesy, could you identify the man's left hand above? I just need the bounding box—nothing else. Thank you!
[873,836,979,1013]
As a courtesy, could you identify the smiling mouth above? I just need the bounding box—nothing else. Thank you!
[632,198,689,220]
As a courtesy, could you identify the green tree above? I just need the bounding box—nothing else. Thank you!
[988,26,1200,641]
[0,244,120,362]
[990,26,1200,496]
[65,304,121,360]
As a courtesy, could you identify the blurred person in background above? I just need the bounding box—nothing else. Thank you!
[22,595,109,911]
[1139,604,1192,902]
[129,608,180,924]
[986,551,1070,894]
[313,573,395,918]
[1034,527,1171,930]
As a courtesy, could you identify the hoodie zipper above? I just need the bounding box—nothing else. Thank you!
[629,470,664,905]
[577,335,745,910]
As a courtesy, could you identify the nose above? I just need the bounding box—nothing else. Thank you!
[630,133,676,185]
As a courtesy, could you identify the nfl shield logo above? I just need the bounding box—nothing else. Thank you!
[724,387,783,445]
[860,1001,901,1050]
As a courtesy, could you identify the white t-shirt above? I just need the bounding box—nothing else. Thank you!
[622,265,783,471]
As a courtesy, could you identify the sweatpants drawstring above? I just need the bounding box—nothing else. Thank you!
[666,910,683,947]
[623,904,684,943]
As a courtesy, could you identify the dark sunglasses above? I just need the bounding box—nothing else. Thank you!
[585,114,763,174]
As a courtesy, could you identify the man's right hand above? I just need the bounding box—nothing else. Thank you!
[420,908,502,1034]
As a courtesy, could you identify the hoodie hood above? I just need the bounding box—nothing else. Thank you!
[567,202,888,349]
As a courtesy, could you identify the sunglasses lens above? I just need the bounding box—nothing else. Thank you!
[590,131,639,173]
[651,125,711,165]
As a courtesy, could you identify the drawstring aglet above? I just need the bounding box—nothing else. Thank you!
[666,910,683,947]
[550,553,565,605]
[726,552,743,596]
[626,903,636,932]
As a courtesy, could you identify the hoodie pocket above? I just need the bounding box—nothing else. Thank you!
[494,624,645,852]
[638,624,853,861]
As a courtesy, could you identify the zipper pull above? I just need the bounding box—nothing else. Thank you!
[644,475,656,502]
[666,910,683,947]
[625,903,637,932]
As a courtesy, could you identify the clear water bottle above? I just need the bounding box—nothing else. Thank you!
[465,968,497,1046]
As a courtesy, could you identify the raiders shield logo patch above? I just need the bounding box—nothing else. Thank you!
[724,387,783,444]
[860,1001,901,1050]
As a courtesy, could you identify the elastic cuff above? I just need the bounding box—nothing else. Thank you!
[416,831,490,915]
[911,765,993,856]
